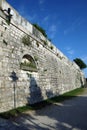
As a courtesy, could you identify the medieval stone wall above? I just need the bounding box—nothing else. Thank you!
[0,0,85,112]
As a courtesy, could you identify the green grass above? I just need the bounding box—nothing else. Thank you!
[0,87,85,119]
[47,87,85,103]
[0,105,33,119]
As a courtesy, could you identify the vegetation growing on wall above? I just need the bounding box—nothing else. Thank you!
[33,24,55,50]
[20,54,38,72]
[43,40,48,46]
[50,45,53,50]
[36,41,39,47]
[41,39,48,46]
[20,61,36,68]
[33,24,47,38]
[34,56,38,61]
[22,35,31,46]
[20,61,37,72]
[6,18,11,25]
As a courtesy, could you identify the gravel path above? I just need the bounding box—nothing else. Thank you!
[0,88,87,130]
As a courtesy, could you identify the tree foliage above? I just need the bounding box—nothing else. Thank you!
[33,23,47,38]
[73,58,87,69]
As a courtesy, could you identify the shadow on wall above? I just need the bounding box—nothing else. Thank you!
[10,71,18,108]
[27,76,43,104]
[10,71,18,82]
[46,89,54,98]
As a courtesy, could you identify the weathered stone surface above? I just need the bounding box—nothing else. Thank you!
[0,0,85,112]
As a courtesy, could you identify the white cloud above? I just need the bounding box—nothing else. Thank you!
[38,0,45,11]
[49,25,57,32]
[64,47,71,51]
[17,5,38,22]
[39,0,45,5]
[82,56,87,62]
[68,50,74,55]
[64,17,82,35]
[64,26,75,35]
[48,25,57,39]
[26,14,37,22]
[43,16,49,22]
[83,69,87,78]
[65,46,75,55]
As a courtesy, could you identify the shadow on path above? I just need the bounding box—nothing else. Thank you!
[1,89,87,130]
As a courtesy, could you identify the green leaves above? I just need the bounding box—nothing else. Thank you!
[73,58,87,69]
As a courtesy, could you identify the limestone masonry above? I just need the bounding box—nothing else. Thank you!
[0,0,85,112]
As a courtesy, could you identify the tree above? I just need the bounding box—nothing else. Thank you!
[73,58,87,69]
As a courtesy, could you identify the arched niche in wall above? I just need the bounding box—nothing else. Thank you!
[20,54,37,72]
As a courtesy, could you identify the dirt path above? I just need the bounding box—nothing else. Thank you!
[0,88,87,130]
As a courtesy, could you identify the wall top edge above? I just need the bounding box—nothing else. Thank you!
[0,0,82,72]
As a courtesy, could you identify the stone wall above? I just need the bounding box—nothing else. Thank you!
[0,0,85,112]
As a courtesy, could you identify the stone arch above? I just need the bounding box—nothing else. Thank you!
[20,54,37,72]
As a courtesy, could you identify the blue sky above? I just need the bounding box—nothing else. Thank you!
[7,0,87,77]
